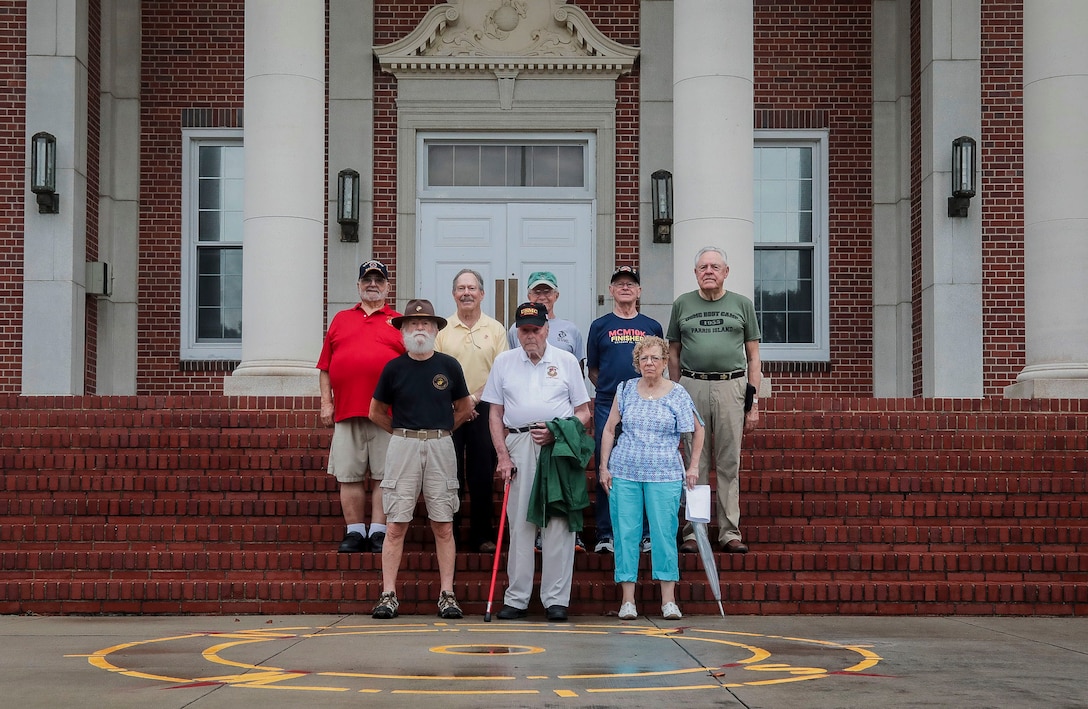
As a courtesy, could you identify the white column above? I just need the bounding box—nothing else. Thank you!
[23,0,89,394]
[1006,0,1088,398]
[225,0,325,396]
[918,0,983,397]
[671,0,754,299]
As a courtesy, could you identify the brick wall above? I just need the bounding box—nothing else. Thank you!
[980,2,1025,395]
[0,1,26,393]
[754,1,874,395]
[139,1,245,394]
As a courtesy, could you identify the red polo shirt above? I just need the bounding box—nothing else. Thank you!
[317,303,405,421]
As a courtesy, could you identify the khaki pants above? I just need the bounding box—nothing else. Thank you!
[680,375,746,545]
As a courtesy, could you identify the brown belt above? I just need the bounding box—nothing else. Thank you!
[392,428,451,440]
[681,368,745,381]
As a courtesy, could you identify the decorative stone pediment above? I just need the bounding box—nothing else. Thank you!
[374,0,639,77]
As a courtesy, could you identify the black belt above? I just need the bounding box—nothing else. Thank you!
[392,428,451,440]
[681,368,745,381]
[506,425,539,434]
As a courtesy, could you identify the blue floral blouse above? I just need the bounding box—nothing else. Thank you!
[607,378,696,483]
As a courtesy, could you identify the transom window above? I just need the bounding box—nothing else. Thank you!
[423,138,589,193]
[754,132,829,361]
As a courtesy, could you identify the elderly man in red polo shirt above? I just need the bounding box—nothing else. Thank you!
[317,260,405,554]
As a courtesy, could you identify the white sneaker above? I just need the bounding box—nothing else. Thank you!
[661,601,682,620]
[618,601,637,620]
[640,537,652,553]
[594,539,614,553]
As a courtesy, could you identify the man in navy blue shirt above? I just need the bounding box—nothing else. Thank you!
[586,266,663,553]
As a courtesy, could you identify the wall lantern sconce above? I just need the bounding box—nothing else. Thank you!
[948,136,976,218]
[337,168,360,242]
[30,131,59,214]
[651,169,673,243]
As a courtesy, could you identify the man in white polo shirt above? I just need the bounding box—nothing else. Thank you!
[484,302,591,622]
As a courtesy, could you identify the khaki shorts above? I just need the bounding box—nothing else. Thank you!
[327,418,390,483]
[380,436,460,523]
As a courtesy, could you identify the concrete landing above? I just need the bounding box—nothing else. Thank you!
[2,613,1085,708]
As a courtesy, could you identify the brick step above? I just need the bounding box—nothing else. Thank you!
[6,549,1085,581]
[7,496,1084,522]
[5,469,1085,494]
[4,524,1086,554]
[2,577,1084,616]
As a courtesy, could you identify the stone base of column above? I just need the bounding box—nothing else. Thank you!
[223,364,320,397]
[1004,373,1088,399]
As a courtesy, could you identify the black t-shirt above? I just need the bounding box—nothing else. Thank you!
[373,352,470,430]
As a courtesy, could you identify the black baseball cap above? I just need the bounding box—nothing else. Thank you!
[359,260,390,280]
[610,265,640,284]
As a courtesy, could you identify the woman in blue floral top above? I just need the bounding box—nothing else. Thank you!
[598,335,704,620]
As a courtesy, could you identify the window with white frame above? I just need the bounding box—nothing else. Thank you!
[753,131,829,362]
[180,130,243,360]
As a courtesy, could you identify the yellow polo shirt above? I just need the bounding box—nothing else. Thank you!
[435,312,510,393]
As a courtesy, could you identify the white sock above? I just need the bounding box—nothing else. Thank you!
[369,523,387,536]
[347,523,367,536]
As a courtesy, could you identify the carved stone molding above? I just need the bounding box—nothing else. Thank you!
[374,0,639,78]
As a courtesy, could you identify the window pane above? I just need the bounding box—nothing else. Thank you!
[480,146,506,186]
[198,146,221,177]
[196,245,242,342]
[453,145,480,186]
[198,211,220,242]
[557,145,584,187]
[529,145,558,187]
[429,145,454,186]
[756,246,814,345]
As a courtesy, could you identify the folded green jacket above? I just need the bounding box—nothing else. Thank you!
[527,416,595,532]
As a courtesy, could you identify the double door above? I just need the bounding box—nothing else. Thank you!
[419,201,594,335]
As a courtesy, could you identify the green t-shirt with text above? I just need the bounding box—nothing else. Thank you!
[666,290,761,373]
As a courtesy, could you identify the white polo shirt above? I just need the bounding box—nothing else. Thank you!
[482,343,589,427]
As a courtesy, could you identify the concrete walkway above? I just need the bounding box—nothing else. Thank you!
[2,613,1085,708]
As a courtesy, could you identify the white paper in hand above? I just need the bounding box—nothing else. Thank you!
[685,484,711,523]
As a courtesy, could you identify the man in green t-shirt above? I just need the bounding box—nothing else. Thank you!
[667,246,762,553]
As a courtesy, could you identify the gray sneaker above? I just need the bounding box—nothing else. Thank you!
[437,590,463,619]
[372,591,399,619]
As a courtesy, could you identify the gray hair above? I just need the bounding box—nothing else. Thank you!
[451,268,485,291]
[694,246,728,266]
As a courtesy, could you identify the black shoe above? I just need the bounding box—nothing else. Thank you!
[338,531,368,553]
[369,531,386,553]
[546,605,568,622]
[496,604,528,620]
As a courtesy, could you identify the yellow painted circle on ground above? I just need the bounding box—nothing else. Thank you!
[431,644,544,656]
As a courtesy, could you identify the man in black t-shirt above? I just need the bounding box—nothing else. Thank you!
[369,299,473,620]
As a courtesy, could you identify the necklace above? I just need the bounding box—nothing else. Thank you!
[641,380,668,401]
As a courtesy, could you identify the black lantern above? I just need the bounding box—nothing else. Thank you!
[337,168,360,242]
[651,169,673,243]
[948,136,976,218]
[30,131,59,214]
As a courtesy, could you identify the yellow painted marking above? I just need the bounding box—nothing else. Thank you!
[586,684,723,693]
[390,690,540,695]
[743,663,828,676]
[527,675,550,679]
[554,689,578,697]
[560,667,714,680]
[321,671,517,681]
[430,644,544,656]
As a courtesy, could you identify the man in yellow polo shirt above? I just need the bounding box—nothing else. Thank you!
[435,269,510,552]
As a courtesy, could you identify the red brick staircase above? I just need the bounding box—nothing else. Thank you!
[2,395,1085,616]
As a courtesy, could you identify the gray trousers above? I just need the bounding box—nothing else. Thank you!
[503,432,576,610]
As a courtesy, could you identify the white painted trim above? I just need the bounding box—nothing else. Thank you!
[180,128,243,361]
[754,129,830,363]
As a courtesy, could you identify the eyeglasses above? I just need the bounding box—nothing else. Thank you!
[611,281,638,289]
[638,355,664,363]
[530,287,556,296]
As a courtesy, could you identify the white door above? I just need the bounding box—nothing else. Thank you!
[419,201,594,335]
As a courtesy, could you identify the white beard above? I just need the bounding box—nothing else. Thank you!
[403,329,436,356]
